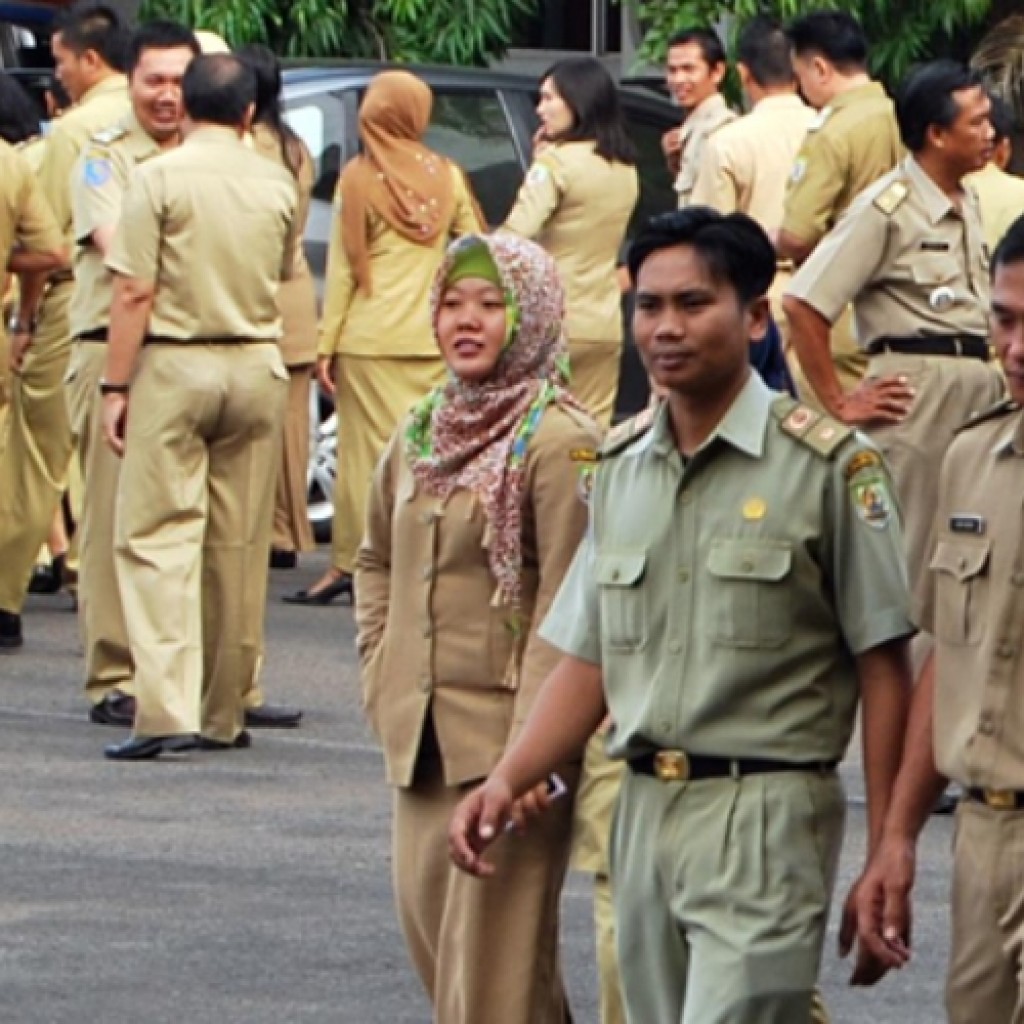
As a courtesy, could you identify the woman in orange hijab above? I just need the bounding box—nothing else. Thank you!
[285,70,483,605]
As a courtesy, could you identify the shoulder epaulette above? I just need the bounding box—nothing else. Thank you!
[872,180,909,217]
[956,397,1020,433]
[772,396,852,458]
[598,404,657,460]
[90,124,128,147]
[807,106,832,132]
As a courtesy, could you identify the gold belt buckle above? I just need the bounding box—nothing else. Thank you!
[654,749,690,782]
[984,788,1016,810]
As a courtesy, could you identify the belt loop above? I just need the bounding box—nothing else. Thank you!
[729,759,741,781]
[954,337,963,357]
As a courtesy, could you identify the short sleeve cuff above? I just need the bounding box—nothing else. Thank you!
[538,608,601,665]
[844,608,917,656]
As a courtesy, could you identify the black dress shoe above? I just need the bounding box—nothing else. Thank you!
[28,553,65,595]
[0,609,22,650]
[104,734,196,761]
[269,548,298,569]
[244,704,302,729]
[197,730,252,750]
[282,572,353,606]
[89,692,136,727]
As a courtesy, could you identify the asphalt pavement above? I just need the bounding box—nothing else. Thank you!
[0,548,954,1023]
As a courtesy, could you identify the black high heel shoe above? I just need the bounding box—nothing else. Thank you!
[28,553,65,595]
[282,572,353,606]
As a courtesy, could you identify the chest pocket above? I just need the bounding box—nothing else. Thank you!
[706,540,793,649]
[930,539,990,646]
[909,253,959,288]
[596,551,648,652]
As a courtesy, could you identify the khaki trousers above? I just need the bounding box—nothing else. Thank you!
[393,754,574,1024]
[271,363,315,554]
[331,354,445,573]
[612,770,845,1024]
[66,341,133,703]
[567,339,621,430]
[115,343,287,743]
[0,279,73,613]
[946,800,1024,1023]
[865,352,1005,589]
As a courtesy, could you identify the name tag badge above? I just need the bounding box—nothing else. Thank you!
[949,515,986,535]
[920,240,950,252]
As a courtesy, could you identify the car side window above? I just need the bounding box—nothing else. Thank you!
[622,109,677,230]
[423,90,522,228]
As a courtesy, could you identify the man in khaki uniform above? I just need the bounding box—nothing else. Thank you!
[0,4,128,646]
[967,95,1024,251]
[0,143,68,647]
[100,54,297,760]
[451,208,915,1023]
[778,11,903,399]
[853,218,1024,1022]
[784,61,1006,594]
[67,21,200,724]
[660,27,736,208]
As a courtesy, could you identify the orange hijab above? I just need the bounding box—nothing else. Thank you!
[338,70,456,295]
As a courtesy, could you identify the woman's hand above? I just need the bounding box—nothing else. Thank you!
[448,776,514,877]
[316,354,336,397]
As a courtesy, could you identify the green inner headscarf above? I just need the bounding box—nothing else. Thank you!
[443,236,519,348]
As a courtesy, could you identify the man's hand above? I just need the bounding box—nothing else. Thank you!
[834,375,915,427]
[448,775,514,877]
[316,354,336,397]
[9,326,32,372]
[845,837,915,981]
[661,127,682,173]
[102,392,129,457]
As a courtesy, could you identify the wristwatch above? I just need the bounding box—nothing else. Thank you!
[98,379,130,395]
[6,315,34,334]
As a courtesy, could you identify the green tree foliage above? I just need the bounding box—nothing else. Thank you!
[139,0,535,64]
[628,0,993,89]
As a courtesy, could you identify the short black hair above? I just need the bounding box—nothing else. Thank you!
[786,12,868,72]
[627,207,776,304]
[988,93,1014,145]
[53,4,127,72]
[991,214,1024,275]
[737,16,794,88]
[126,20,200,78]
[540,57,636,165]
[896,60,985,153]
[182,54,256,127]
[667,27,726,69]
[0,70,43,144]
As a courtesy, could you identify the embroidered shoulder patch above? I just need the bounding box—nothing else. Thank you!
[847,455,893,530]
[83,157,112,188]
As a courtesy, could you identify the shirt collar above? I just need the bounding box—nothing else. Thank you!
[685,92,729,126]
[646,371,774,461]
[753,93,807,113]
[185,124,246,147]
[123,111,164,159]
[903,155,957,224]
[80,74,128,104]
[993,407,1024,457]
[829,81,886,111]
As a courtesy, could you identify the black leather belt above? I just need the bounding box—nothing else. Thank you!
[867,335,990,360]
[144,335,267,345]
[966,787,1024,810]
[76,328,107,342]
[629,750,838,783]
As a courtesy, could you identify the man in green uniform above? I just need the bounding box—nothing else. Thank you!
[100,54,297,760]
[0,144,69,647]
[0,3,129,647]
[853,215,1024,1023]
[67,20,200,723]
[777,10,903,400]
[450,207,915,1023]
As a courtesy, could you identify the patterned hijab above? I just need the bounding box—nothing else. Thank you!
[339,70,456,295]
[405,233,584,610]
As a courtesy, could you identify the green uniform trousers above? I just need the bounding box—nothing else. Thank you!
[0,279,73,613]
[66,341,133,703]
[611,769,845,1024]
[115,343,286,742]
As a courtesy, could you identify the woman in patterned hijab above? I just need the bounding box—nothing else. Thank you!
[355,233,599,1024]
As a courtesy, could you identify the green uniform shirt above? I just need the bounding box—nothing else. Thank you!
[540,373,914,763]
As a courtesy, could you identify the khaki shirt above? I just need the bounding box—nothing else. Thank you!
[250,124,318,365]
[541,373,913,763]
[36,75,129,243]
[782,82,901,246]
[786,157,990,348]
[915,402,1024,789]
[965,162,1024,253]
[68,113,162,339]
[503,141,638,343]
[355,404,600,787]
[690,93,815,232]
[674,93,737,208]
[106,126,297,341]
[318,162,483,359]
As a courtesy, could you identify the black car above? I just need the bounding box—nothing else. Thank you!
[281,62,680,537]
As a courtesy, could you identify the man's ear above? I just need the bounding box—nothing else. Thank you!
[240,101,256,134]
[746,295,772,343]
[710,60,728,89]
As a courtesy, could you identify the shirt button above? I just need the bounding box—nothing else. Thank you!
[419,678,431,693]
[998,641,1015,660]
[659,721,671,735]
[421,566,433,581]
[668,639,682,653]
[680,492,692,506]
[677,569,690,583]
[420,511,434,525]
[422,625,433,639]
[979,714,995,736]
[741,560,754,573]
[1012,571,1024,588]
[611,569,620,581]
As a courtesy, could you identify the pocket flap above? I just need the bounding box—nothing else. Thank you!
[595,552,647,587]
[707,540,792,582]
[930,539,990,582]
[910,255,959,286]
